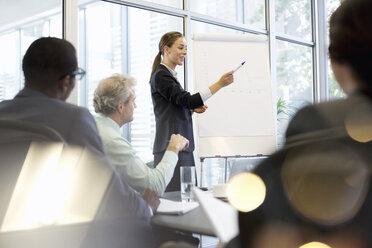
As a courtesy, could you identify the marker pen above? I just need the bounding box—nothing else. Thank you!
[233,61,246,73]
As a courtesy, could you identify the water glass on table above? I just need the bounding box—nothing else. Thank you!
[180,166,196,202]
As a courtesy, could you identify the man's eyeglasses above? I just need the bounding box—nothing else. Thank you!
[70,68,86,80]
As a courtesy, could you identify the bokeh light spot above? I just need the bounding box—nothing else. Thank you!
[227,172,266,212]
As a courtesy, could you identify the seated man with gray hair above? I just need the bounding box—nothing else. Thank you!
[94,74,189,195]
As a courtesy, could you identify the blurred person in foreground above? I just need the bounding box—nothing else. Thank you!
[227,0,372,247]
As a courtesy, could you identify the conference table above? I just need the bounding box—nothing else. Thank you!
[151,191,215,236]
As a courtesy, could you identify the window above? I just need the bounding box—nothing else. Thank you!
[245,0,266,29]
[78,2,123,112]
[190,0,244,24]
[0,32,20,101]
[327,0,343,99]
[274,0,313,146]
[276,41,313,145]
[0,0,62,101]
[78,1,183,162]
[0,0,337,188]
[276,0,312,40]
[75,0,319,184]
[145,0,183,9]
[191,21,244,34]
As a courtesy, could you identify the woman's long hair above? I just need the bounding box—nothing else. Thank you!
[149,31,183,83]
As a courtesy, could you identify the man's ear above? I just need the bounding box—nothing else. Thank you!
[58,76,70,91]
[57,75,74,100]
[117,101,124,114]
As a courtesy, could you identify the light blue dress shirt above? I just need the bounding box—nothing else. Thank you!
[94,114,178,195]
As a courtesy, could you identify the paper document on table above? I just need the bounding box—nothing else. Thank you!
[193,187,238,243]
[157,198,199,215]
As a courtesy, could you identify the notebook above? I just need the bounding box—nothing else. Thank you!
[192,187,238,244]
[157,198,199,215]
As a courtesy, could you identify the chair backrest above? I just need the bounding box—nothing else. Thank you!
[0,119,65,144]
[0,120,114,248]
[0,119,65,224]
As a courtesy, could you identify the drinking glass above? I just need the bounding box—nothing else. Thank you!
[180,166,196,202]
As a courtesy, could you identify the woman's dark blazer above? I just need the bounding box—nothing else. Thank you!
[150,64,204,154]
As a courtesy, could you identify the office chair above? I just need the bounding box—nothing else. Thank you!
[0,120,112,248]
[0,119,66,225]
[0,119,65,143]
[0,119,153,248]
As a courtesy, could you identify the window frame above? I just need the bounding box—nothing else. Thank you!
[0,0,333,151]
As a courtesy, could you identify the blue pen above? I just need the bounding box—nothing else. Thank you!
[233,61,246,73]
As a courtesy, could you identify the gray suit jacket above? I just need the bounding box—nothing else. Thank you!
[0,88,103,155]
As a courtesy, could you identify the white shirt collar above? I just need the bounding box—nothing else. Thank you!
[96,113,121,133]
[161,62,178,79]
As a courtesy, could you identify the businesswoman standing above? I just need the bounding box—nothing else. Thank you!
[150,31,234,191]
